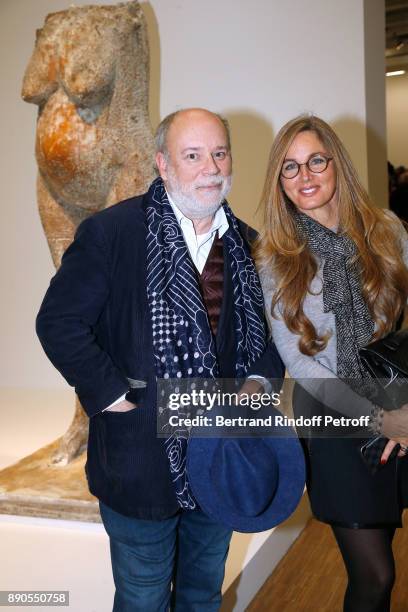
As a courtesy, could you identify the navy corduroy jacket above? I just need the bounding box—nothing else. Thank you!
[36,190,284,519]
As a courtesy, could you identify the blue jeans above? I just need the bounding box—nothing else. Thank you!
[99,502,232,611]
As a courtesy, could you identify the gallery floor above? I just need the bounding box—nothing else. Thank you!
[248,513,408,611]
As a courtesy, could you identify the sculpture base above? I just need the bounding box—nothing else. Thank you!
[0,439,100,522]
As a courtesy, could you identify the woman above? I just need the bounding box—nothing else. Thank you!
[255,115,408,612]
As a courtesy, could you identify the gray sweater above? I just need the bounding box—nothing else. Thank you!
[261,212,408,419]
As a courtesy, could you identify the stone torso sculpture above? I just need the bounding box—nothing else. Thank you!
[22,1,155,463]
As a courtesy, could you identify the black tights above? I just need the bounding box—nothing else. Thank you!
[332,525,396,612]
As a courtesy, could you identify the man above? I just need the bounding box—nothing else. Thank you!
[36,108,284,611]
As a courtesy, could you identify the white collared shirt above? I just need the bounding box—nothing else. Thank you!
[167,192,229,273]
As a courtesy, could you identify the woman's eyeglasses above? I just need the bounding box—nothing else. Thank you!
[281,154,333,179]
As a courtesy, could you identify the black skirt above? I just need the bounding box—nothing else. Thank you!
[293,384,408,528]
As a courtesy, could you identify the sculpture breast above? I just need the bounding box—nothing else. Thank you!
[36,89,117,209]
[23,1,155,218]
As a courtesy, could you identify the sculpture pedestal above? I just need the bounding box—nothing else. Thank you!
[0,440,99,522]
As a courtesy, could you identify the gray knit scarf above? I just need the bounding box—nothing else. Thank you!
[294,212,375,387]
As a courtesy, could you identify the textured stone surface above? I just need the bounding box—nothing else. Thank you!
[18,1,154,480]
[0,439,100,522]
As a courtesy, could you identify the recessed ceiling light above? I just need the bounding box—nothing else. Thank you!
[386,70,406,76]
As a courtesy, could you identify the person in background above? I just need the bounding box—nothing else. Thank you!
[391,168,408,225]
[255,114,408,612]
[387,161,397,202]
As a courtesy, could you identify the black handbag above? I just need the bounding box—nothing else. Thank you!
[359,328,408,410]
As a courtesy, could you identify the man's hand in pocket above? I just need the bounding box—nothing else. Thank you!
[105,399,137,413]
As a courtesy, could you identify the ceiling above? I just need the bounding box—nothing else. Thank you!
[386,0,408,69]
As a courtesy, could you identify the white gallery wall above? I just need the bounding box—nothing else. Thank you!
[386,71,408,168]
[0,0,386,389]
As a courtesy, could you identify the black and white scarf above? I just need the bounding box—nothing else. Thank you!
[294,212,375,386]
[146,177,267,509]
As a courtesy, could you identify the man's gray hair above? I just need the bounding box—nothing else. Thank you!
[154,109,231,158]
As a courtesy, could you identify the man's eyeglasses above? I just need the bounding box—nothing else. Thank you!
[281,154,333,179]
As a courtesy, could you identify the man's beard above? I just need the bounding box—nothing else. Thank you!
[165,168,232,220]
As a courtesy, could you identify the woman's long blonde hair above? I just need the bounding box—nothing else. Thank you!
[255,115,408,356]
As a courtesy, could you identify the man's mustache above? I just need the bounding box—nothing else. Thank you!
[195,178,228,189]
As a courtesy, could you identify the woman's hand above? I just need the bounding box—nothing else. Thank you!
[379,404,408,463]
[381,438,408,463]
[380,404,408,439]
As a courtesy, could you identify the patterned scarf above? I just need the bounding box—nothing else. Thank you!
[294,212,375,388]
[146,177,267,508]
